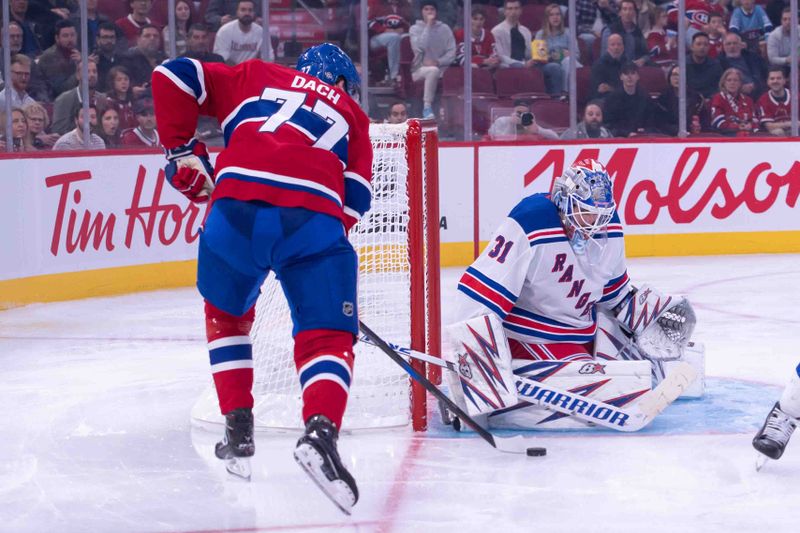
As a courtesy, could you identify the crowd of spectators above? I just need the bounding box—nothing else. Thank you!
[0,0,272,151]
[374,0,800,139]
[2,0,800,150]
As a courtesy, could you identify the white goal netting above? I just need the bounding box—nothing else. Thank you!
[191,122,437,432]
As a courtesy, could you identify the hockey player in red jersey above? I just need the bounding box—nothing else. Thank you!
[151,43,371,514]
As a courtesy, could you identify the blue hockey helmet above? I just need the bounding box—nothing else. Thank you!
[296,43,361,100]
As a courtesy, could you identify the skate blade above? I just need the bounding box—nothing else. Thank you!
[755,453,770,472]
[294,444,356,516]
[224,456,252,481]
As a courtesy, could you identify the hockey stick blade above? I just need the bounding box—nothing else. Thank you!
[360,333,696,432]
[358,321,537,454]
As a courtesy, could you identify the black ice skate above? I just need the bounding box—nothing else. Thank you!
[753,402,797,470]
[293,415,359,515]
[215,408,255,481]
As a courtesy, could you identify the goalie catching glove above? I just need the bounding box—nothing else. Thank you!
[613,284,697,361]
[164,138,215,203]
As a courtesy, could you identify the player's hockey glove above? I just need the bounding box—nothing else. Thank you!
[164,138,215,203]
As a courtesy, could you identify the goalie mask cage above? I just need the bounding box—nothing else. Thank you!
[191,120,441,432]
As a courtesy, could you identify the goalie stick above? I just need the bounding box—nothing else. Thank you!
[358,333,697,433]
[358,321,540,454]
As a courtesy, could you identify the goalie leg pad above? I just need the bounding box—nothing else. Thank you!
[444,315,519,418]
[205,301,255,414]
[294,329,355,429]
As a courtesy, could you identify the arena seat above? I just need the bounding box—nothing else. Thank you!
[532,99,570,131]
[442,67,495,97]
[638,66,668,97]
[494,67,547,100]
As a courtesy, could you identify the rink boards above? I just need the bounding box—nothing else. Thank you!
[1,137,799,307]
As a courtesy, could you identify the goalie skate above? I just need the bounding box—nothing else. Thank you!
[753,402,797,469]
[294,415,359,515]
[215,408,255,481]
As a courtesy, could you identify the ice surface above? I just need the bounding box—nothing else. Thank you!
[1,255,798,532]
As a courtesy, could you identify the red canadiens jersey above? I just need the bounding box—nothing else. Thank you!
[151,58,373,230]
[667,0,726,31]
[368,0,412,36]
[757,89,791,127]
[710,91,759,132]
[454,28,497,66]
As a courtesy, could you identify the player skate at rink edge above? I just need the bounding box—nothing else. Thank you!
[151,43,371,513]
[753,362,800,465]
[451,159,698,428]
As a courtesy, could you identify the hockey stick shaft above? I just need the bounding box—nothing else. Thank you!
[358,322,532,453]
[359,333,695,432]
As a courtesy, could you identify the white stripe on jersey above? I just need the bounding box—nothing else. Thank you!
[217,166,343,206]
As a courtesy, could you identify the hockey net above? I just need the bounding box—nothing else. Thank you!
[191,120,441,432]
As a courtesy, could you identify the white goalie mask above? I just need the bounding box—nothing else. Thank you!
[551,159,616,258]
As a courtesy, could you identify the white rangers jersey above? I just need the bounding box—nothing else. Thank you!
[455,193,631,345]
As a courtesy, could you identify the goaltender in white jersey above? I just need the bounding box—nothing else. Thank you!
[455,158,630,361]
[448,159,700,431]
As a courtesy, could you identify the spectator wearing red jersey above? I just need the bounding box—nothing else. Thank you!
[454,6,499,69]
[645,6,676,66]
[757,66,791,135]
[116,0,161,49]
[706,12,726,59]
[667,0,726,37]
[710,67,759,134]
[369,0,412,84]
[121,97,159,148]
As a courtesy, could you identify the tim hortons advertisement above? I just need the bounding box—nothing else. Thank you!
[0,153,208,281]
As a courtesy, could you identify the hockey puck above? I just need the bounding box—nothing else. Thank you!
[526,447,547,457]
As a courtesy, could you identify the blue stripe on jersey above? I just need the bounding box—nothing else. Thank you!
[606,231,624,239]
[465,266,517,302]
[215,169,342,206]
[223,99,282,145]
[457,284,508,318]
[509,306,581,328]
[343,175,371,218]
[156,58,204,101]
[504,321,595,343]
[209,344,253,365]
[332,136,348,167]
[223,102,350,167]
[299,359,351,389]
